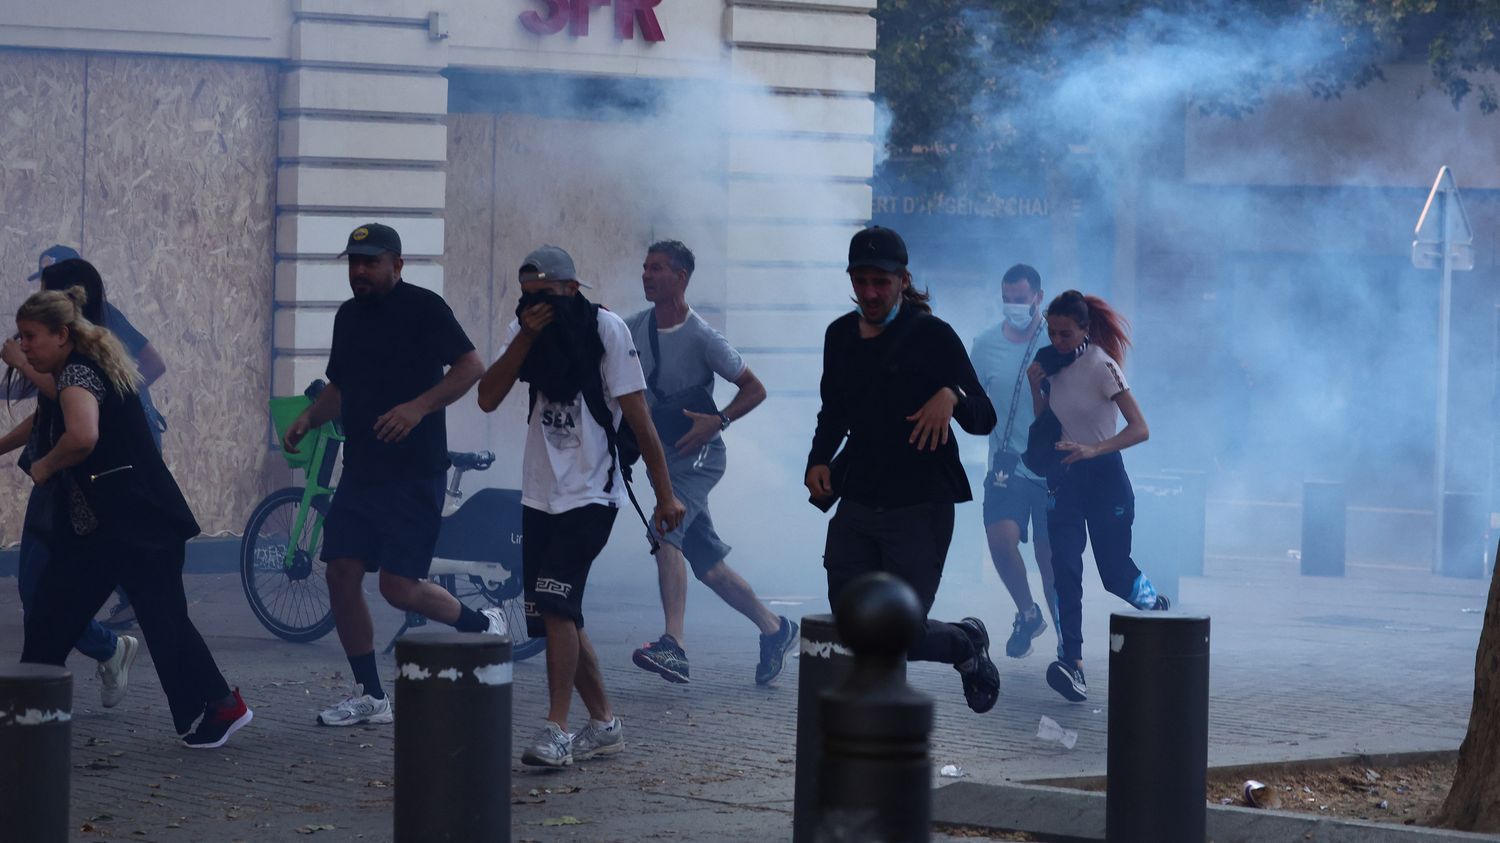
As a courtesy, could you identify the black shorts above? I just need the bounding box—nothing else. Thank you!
[522,504,618,637]
[320,472,445,579]
[982,475,1049,543]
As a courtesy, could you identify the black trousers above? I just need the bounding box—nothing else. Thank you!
[21,530,230,735]
[823,499,973,665]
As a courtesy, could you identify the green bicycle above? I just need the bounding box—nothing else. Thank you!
[239,381,543,659]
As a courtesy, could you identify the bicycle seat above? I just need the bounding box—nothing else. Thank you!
[449,451,495,472]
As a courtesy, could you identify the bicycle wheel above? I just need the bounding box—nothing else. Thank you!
[241,487,336,643]
[443,572,545,662]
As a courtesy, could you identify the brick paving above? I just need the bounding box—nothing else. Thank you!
[0,550,1487,841]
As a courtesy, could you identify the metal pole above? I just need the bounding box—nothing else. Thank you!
[0,664,72,843]
[793,614,851,843]
[1106,612,1210,843]
[394,632,511,842]
[1435,191,1453,573]
[818,573,931,843]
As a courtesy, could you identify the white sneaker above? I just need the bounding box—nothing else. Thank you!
[317,686,394,726]
[97,634,140,708]
[520,721,572,767]
[481,606,508,637]
[571,716,623,760]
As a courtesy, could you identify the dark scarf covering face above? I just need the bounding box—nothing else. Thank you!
[1033,339,1090,376]
[517,291,602,404]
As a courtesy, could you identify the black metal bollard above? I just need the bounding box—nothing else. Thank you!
[1106,612,1210,843]
[1301,480,1346,576]
[817,573,933,843]
[0,664,72,843]
[395,632,511,842]
[793,614,852,843]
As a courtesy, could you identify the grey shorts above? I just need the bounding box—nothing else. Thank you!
[660,442,732,577]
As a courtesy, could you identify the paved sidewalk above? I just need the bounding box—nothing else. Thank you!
[0,551,1487,841]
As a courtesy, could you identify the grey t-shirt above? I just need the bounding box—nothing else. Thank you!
[624,308,746,449]
[970,320,1046,481]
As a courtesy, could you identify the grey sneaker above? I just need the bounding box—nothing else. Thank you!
[521,722,573,767]
[317,687,394,726]
[571,716,623,760]
[1005,604,1047,659]
[97,634,140,708]
[481,606,508,637]
[632,634,690,684]
[755,617,798,685]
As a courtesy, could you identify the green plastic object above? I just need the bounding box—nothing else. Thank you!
[269,395,316,469]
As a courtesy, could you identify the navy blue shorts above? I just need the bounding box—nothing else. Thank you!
[321,472,445,579]
[982,475,1049,543]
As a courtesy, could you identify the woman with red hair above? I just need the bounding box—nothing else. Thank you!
[1026,290,1168,703]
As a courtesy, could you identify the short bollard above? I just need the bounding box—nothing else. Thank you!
[793,614,851,843]
[395,632,511,842]
[0,664,72,843]
[1301,480,1346,576]
[818,573,933,843]
[1106,612,1210,843]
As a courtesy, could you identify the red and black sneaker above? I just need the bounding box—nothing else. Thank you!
[181,689,253,749]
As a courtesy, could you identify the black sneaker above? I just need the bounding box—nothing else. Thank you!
[955,617,1001,714]
[1004,604,1047,658]
[632,634,690,684]
[755,617,798,686]
[1153,594,1171,611]
[1046,660,1088,702]
[182,689,253,749]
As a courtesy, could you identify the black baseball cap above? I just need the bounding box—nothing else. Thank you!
[27,244,81,281]
[847,226,908,273]
[338,223,402,258]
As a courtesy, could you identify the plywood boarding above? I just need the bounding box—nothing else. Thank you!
[81,54,278,536]
[0,49,87,546]
[440,113,509,467]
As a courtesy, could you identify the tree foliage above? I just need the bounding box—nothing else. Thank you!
[874,0,1500,187]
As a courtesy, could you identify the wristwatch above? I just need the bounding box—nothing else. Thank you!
[717,412,732,431]
[950,385,967,401]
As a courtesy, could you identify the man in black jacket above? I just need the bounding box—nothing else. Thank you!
[804,226,1003,713]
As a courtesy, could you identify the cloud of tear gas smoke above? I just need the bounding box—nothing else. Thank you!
[884,5,1496,569]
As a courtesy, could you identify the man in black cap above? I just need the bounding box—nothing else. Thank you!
[283,222,493,727]
[805,225,1004,714]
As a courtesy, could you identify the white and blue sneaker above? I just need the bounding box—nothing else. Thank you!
[1046,660,1088,702]
[521,721,573,767]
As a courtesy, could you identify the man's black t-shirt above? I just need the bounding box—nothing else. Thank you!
[326,280,474,481]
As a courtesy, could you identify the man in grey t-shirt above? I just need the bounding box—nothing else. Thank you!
[625,241,799,686]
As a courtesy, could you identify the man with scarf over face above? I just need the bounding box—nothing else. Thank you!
[283,223,495,728]
[478,245,685,768]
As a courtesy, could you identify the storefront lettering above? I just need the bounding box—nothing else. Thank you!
[874,193,1076,219]
[520,0,665,41]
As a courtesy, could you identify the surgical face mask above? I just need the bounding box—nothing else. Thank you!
[1003,302,1035,329]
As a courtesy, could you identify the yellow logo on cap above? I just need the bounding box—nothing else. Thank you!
[352,228,369,241]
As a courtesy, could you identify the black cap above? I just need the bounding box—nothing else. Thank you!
[28,244,81,282]
[847,226,908,273]
[338,223,402,258]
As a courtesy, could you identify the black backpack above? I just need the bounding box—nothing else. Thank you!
[526,303,657,552]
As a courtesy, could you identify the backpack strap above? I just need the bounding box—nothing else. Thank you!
[579,306,660,554]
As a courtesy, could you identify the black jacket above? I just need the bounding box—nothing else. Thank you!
[807,306,996,509]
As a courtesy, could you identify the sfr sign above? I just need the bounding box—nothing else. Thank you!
[520,0,665,41]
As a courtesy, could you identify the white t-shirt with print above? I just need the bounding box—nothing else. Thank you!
[1047,345,1129,447]
[500,308,648,514]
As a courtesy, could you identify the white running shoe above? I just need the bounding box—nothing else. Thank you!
[520,722,573,767]
[481,606,508,637]
[571,716,623,760]
[317,686,394,726]
[97,634,140,708]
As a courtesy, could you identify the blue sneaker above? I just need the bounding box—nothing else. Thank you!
[1005,604,1048,658]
